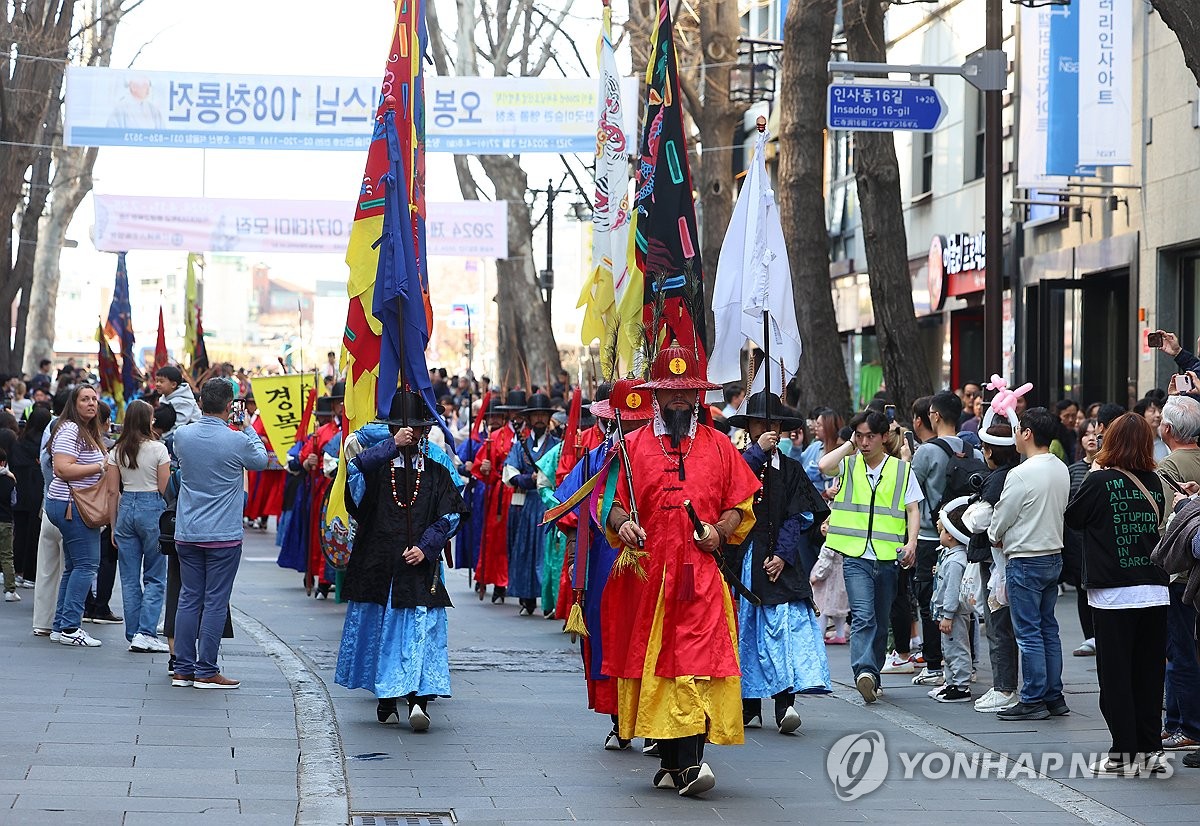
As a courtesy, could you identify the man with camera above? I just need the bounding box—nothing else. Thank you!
[171,379,268,689]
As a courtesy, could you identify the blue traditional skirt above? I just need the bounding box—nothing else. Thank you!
[506,496,547,600]
[738,549,833,698]
[335,596,451,699]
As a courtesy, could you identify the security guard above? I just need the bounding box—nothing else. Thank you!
[818,409,923,704]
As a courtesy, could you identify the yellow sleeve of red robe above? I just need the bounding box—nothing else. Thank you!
[725,494,757,545]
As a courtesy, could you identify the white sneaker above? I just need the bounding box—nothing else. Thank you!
[49,631,61,642]
[58,628,102,647]
[881,650,916,674]
[4,591,20,602]
[1141,750,1169,774]
[974,688,1018,713]
[129,633,169,653]
[912,667,944,686]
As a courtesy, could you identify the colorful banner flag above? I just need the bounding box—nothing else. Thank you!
[96,322,124,415]
[709,127,803,402]
[105,252,138,402]
[154,307,168,373]
[628,0,707,364]
[341,0,425,437]
[183,253,200,368]
[580,0,635,378]
[250,373,320,460]
[193,305,210,378]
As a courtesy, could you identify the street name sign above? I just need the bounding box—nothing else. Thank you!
[827,82,947,132]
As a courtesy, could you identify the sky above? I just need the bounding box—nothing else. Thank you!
[57,0,614,354]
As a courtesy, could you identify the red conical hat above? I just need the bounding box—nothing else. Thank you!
[590,377,655,420]
[637,341,721,391]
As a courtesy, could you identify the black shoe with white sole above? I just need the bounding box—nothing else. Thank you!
[677,763,716,797]
[408,702,431,731]
[377,699,399,725]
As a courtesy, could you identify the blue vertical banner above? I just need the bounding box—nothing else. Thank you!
[1046,5,1096,177]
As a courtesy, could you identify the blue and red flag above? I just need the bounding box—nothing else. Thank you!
[104,252,137,403]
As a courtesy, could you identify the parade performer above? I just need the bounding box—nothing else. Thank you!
[602,342,761,797]
[725,391,832,734]
[276,437,310,572]
[471,389,526,603]
[454,393,501,573]
[299,386,344,597]
[335,390,467,730]
[243,394,285,530]
[552,379,653,750]
[504,393,560,616]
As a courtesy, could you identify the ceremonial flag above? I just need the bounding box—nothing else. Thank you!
[192,305,210,378]
[372,104,451,445]
[628,0,706,364]
[250,373,320,459]
[554,388,584,485]
[708,126,802,402]
[96,322,124,413]
[105,252,138,402]
[341,0,430,437]
[580,0,635,378]
[183,253,200,369]
[154,307,169,373]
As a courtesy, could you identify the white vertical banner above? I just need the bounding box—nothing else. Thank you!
[1078,0,1132,166]
[1017,6,1065,188]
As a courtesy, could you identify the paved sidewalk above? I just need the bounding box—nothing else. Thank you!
[5,527,1200,824]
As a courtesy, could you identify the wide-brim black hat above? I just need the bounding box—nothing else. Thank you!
[727,390,803,431]
[328,380,346,401]
[522,393,555,415]
[493,389,528,413]
[314,395,337,417]
[375,389,439,428]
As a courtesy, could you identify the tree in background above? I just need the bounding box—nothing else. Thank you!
[1152,1,1200,86]
[777,0,854,417]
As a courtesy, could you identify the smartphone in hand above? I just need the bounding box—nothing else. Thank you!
[1148,331,1165,348]
[1176,373,1195,393]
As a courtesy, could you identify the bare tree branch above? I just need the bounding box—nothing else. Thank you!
[528,5,571,77]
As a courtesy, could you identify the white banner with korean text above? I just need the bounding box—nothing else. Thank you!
[65,67,637,154]
[92,195,508,258]
[1017,5,1066,189]
[1077,0,1132,167]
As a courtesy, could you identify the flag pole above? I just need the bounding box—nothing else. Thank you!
[756,115,776,566]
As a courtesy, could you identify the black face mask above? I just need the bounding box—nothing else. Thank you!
[662,406,693,448]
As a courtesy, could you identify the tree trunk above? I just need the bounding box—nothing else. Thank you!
[1152,0,1200,86]
[777,0,854,418]
[478,154,562,387]
[694,0,746,353]
[843,0,931,415]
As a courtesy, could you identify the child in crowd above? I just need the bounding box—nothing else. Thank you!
[930,499,972,703]
[810,522,849,644]
[0,448,17,602]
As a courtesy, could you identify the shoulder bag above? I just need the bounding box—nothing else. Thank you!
[60,433,114,529]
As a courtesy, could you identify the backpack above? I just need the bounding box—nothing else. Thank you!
[929,438,991,520]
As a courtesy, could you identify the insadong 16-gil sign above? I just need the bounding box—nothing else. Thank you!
[65,66,637,154]
[827,81,947,132]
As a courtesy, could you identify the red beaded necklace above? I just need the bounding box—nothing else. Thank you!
[389,463,422,508]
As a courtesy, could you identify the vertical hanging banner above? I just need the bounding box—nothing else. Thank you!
[1078,0,1132,166]
[1045,5,1084,176]
[1017,5,1065,189]
[250,373,319,459]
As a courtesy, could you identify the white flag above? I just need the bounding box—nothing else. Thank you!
[708,128,802,402]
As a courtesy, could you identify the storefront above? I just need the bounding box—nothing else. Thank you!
[1019,233,1138,409]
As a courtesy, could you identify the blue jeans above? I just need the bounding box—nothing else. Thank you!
[842,555,898,686]
[114,491,166,641]
[1165,581,1200,739]
[174,542,242,679]
[1006,554,1064,705]
[45,497,101,632]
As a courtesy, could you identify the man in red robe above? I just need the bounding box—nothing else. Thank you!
[243,395,285,529]
[602,343,760,797]
[300,384,344,597]
[471,389,527,603]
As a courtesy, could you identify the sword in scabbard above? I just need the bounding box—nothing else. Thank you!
[683,499,761,606]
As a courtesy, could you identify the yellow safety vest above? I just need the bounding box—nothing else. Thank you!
[825,453,909,560]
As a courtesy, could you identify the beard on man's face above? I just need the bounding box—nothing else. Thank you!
[662,405,693,448]
[531,423,547,439]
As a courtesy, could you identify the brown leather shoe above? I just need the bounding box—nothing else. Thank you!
[192,673,240,690]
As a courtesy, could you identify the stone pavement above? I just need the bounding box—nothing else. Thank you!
[4,527,1200,824]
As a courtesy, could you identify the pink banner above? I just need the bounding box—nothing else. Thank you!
[93,194,507,257]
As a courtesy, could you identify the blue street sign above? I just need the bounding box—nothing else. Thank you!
[827,82,947,132]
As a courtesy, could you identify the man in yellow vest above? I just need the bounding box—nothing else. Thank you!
[819,409,923,704]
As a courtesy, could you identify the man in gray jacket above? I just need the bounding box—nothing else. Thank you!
[171,379,268,689]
